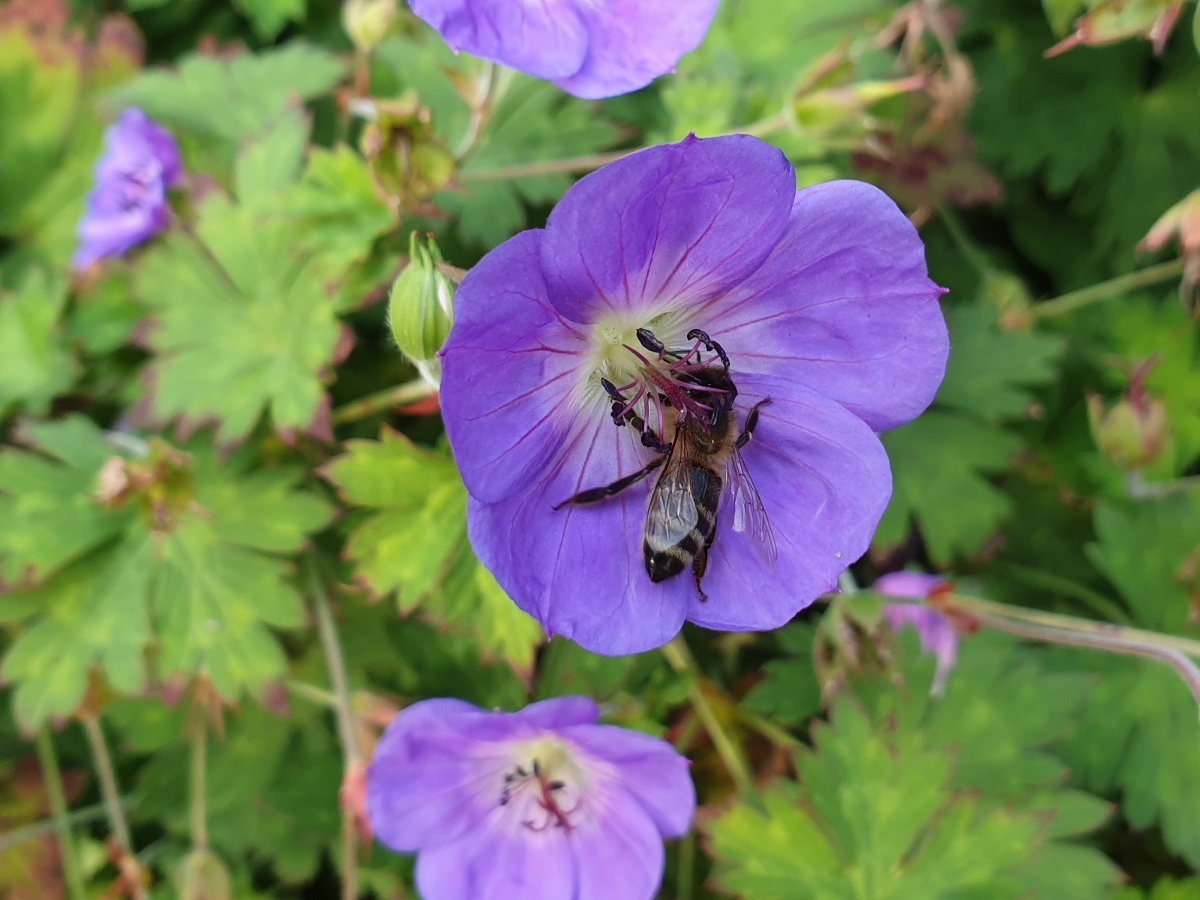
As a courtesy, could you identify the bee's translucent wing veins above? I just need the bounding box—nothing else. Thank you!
[727,447,778,569]
[644,461,700,552]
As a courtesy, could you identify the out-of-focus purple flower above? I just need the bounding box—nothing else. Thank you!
[73,108,182,271]
[877,571,958,695]
[440,134,948,655]
[409,0,719,99]
[368,696,694,900]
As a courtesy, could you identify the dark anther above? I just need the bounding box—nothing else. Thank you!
[549,780,565,792]
[532,759,541,777]
[641,430,672,453]
[600,377,625,402]
[499,795,509,806]
[515,765,527,777]
[686,328,731,370]
[636,328,665,354]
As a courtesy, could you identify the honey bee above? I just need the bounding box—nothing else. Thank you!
[553,329,777,601]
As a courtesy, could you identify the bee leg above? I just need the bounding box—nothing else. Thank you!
[685,328,731,370]
[552,455,667,510]
[692,545,711,603]
[735,398,773,449]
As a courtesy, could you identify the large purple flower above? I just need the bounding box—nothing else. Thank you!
[368,696,694,899]
[73,108,182,271]
[409,0,718,99]
[441,134,948,655]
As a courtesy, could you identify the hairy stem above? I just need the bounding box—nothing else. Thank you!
[454,62,503,160]
[189,716,208,852]
[80,712,145,899]
[961,603,1200,715]
[996,561,1133,625]
[945,592,1200,661]
[1031,259,1186,320]
[306,561,363,900]
[34,729,87,900]
[330,378,437,425]
[662,637,755,795]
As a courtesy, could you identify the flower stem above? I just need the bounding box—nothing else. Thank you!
[0,802,108,854]
[330,378,437,425]
[676,830,696,900]
[305,560,363,900]
[34,728,87,900]
[956,598,1200,715]
[189,715,208,852]
[936,205,995,277]
[461,149,634,183]
[454,62,503,161]
[944,592,1200,660]
[1030,259,1185,320]
[662,637,755,795]
[80,712,146,899]
[996,561,1133,625]
[286,679,341,709]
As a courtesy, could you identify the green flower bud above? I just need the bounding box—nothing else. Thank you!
[1087,390,1169,469]
[178,849,232,900]
[342,0,396,54]
[388,232,456,386]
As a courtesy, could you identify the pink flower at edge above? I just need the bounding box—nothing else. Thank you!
[876,571,959,696]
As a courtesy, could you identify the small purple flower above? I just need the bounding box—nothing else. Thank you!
[877,571,959,695]
[368,696,694,900]
[409,0,719,99]
[73,108,182,271]
[441,134,948,655]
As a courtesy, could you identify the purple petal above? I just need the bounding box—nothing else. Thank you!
[702,181,948,432]
[368,700,513,850]
[884,604,959,696]
[572,788,666,900]
[563,724,695,837]
[553,0,719,99]
[874,571,944,600]
[416,825,577,900]
[540,134,795,323]
[410,0,589,80]
[513,696,600,729]
[686,376,892,631]
[441,230,590,504]
[467,414,692,655]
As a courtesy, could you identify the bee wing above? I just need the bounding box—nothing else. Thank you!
[727,447,778,570]
[644,452,700,553]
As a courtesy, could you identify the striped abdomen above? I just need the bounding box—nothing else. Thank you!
[643,464,722,583]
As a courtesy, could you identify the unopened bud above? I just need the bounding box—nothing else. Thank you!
[342,0,396,53]
[388,232,455,386]
[1087,390,1169,468]
[178,849,232,900]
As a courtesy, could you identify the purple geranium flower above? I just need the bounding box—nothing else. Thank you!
[73,108,182,271]
[368,696,694,900]
[877,571,959,696]
[409,0,718,99]
[441,133,948,655]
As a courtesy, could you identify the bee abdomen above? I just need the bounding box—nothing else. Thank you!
[643,504,718,583]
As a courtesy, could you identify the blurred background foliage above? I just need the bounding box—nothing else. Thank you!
[1,0,1200,896]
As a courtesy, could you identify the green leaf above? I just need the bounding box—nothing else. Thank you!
[875,412,1022,563]
[938,304,1062,419]
[1087,496,1200,633]
[232,0,306,41]
[742,622,823,727]
[114,43,344,144]
[1053,654,1200,868]
[0,269,78,417]
[709,634,1118,899]
[0,432,333,730]
[0,416,131,587]
[376,34,617,246]
[283,144,397,277]
[134,188,343,439]
[323,429,542,672]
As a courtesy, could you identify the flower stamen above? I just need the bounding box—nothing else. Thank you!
[498,755,581,832]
